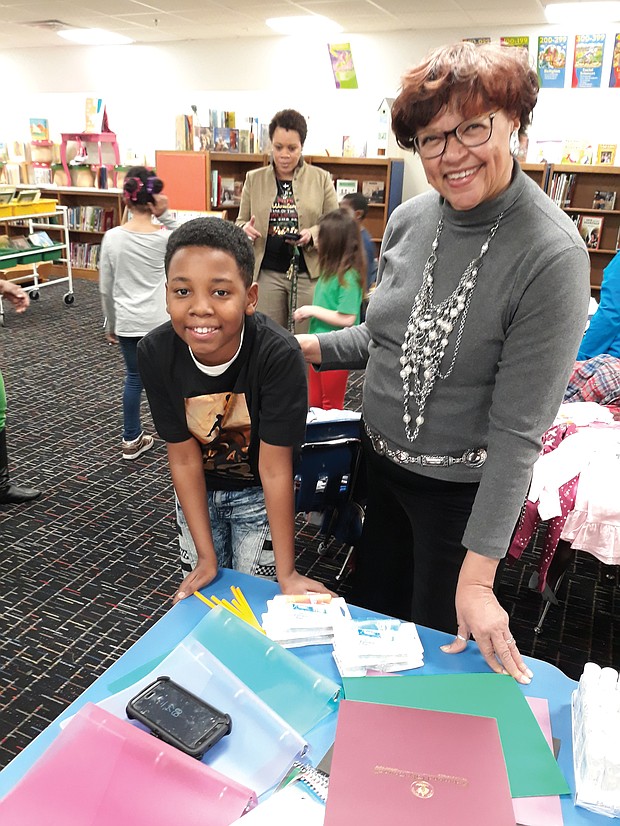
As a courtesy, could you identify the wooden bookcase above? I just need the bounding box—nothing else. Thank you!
[305,156,404,246]
[154,150,405,250]
[14,184,124,281]
[519,162,548,191]
[155,150,268,219]
[547,163,620,292]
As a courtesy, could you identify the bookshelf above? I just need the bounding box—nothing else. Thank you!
[155,150,268,217]
[305,156,404,246]
[154,151,405,248]
[14,184,124,281]
[547,163,620,292]
[519,162,548,190]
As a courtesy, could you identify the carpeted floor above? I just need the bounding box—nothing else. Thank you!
[0,278,617,770]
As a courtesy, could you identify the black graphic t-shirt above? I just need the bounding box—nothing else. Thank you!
[137,313,308,491]
[261,179,308,273]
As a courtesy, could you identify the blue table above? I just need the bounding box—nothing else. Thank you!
[0,569,604,823]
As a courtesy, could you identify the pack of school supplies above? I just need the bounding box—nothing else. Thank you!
[261,594,351,647]
[572,662,620,817]
[331,618,424,677]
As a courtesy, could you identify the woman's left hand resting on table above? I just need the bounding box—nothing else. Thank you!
[441,551,533,684]
[278,570,336,597]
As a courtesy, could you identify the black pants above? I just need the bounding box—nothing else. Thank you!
[351,433,480,634]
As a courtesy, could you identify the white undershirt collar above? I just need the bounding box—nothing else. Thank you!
[188,324,245,376]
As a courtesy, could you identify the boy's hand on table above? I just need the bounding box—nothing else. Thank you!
[278,571,336,597]
[174,560,218,604]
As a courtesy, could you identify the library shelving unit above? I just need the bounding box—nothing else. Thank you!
[519,162,549,191]
[15,184,124,281]
[305,155,404,246]
[155,150,268,219]
[0,204,75,325]
[154,150,405,247]
[547,163,620,292]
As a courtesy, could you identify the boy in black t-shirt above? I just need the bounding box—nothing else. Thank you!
[138,218,331,602]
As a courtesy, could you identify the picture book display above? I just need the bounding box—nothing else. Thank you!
[592,191,616,210]
[324,700,515,826]
[578,215,604,250]
[335,179,357,200]
[362,179,386,203]
[596,143,617,165]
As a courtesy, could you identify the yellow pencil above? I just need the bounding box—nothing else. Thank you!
[193,591,216,608]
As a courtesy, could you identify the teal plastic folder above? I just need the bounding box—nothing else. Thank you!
[343,673,570,799]
[189,607,340,735]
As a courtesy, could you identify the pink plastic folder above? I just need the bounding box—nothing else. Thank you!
[0,703,257,826]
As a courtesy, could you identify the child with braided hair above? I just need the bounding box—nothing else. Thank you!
[99,166,179,459]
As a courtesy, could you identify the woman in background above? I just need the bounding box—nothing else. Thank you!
[236,109,338,333]
[99,166,177,460]
[294,208,364,410]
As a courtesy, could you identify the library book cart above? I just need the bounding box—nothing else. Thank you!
[0,203,75,325]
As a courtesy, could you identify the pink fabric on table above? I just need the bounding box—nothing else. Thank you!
[508,422,579,592]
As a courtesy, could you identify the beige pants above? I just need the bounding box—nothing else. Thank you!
[255,268,315,334]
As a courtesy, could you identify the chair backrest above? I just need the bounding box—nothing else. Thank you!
[294,419,363,533]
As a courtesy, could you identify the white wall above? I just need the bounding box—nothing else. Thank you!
[1,25,619,199]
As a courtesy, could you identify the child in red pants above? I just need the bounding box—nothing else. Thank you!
[293,209,364,410]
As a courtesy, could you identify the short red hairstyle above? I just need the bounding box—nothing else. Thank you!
[391,42,539,152]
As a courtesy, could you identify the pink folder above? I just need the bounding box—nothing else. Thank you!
[324,700,516,826]
[0,703,257,826]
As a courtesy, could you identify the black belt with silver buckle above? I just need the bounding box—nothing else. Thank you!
[364,423,487,469]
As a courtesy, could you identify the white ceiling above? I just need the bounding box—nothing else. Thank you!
[0,0,561,50]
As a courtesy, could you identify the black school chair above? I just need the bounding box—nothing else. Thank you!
[294,417,365,581]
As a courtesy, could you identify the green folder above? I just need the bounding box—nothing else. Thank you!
[343,673,569,799]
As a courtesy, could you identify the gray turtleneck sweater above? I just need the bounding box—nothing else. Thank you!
[318,162,590,558]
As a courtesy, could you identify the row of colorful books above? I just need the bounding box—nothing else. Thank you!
[66,205,115,233]
[69,241,100,269]
[210,171,243,208]
[175,114,271,155]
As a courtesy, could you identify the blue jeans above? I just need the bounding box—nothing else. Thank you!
[176,486,276,579]
[118,336,143,441]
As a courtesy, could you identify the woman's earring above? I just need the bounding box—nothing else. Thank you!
[510,130,520,157]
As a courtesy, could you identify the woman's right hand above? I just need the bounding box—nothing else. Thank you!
[173,559,218,604]
[105,332,118,345]
[296,334,322,365]
[243,215,262,242]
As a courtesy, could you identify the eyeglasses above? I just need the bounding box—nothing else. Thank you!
[414,112,497,159]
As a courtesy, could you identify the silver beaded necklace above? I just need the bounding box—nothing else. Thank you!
[400,211,504,442]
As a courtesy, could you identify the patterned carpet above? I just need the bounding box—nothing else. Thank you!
[0,278,617,770]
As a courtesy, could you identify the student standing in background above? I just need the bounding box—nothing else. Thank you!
[99,167,178,460]
[293,209,364,410]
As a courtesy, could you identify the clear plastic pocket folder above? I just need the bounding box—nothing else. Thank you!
[97,638,308,796]
[189,606,341,735]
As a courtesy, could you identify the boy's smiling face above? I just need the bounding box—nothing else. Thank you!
[166,246,258,366]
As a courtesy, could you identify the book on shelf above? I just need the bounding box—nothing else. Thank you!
[616,225,620,251]
[560,139,594,165]
[238,129,250,154]
[549,172,576,207]
[213,128,239,153]
[29,118,49,142]
[335,179,358,200]
[220,176,236,206]
[197,126,214,151]
[578,215,604,250]
[28,231,55,248]
[596,143,617,165]
[362,179,386,203]
[592,190,617,210]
